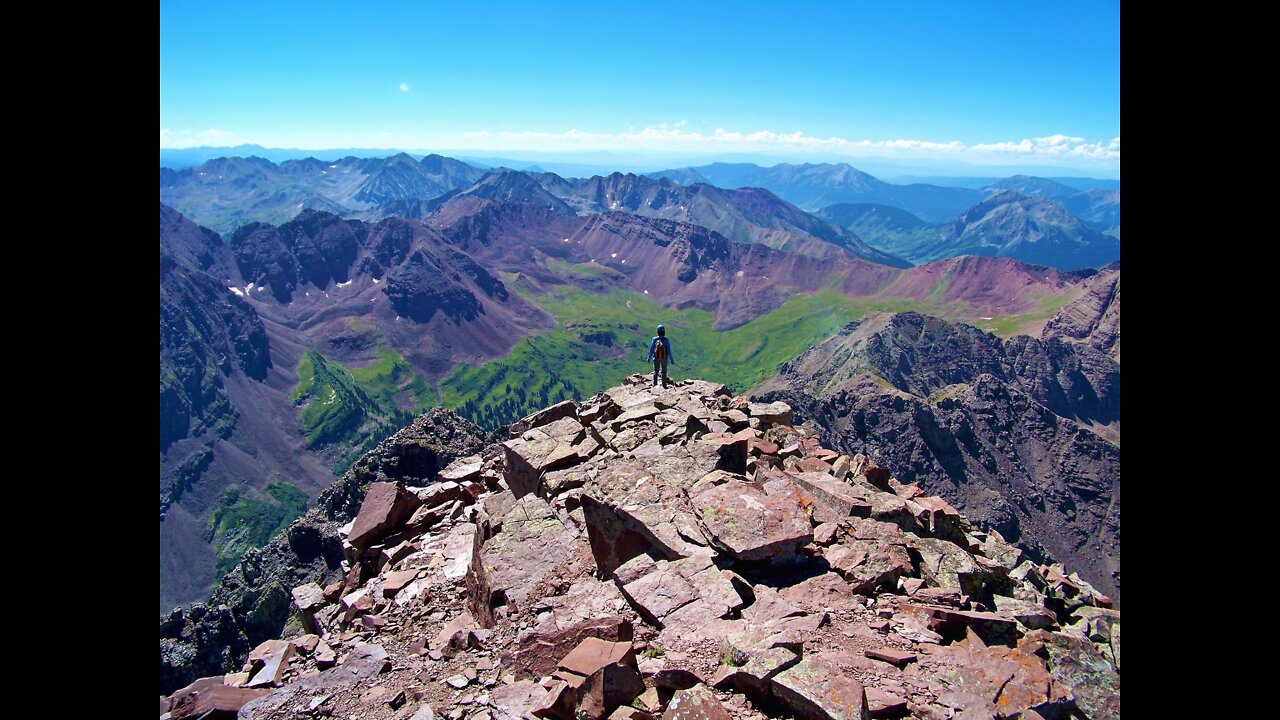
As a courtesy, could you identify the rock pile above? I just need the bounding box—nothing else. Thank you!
[160,376,1119,720]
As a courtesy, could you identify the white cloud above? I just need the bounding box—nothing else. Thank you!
[159,128,237,149]
[435,124,1120,167]
[399,83,410,92]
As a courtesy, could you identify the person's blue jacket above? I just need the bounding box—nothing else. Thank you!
[647,336,674,364]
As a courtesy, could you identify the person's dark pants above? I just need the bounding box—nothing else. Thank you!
[653,358,669,387]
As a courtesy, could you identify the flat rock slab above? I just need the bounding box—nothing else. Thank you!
[382,569,421,596]
[239,643,389,719]
[291,583,325,613]
[491,680,549,720]
[691,479,812,561]
[246,641,295,688]
[510,400,580,437]
[748,401,793,426]
[864,648,916,667]
[349,482,422,550]
[559,637,638,678]
[582,463,705,575]
[662,685,733,720]
[902,605,1018,647]
[771,659,868,720]
[788,472,873,519]
[515,616,634,678]
[925,639,1068,718]
[440,455,484,483]
[626,569,699,625]
[483,495,589,615]
[863,688,907,718]
[169,683,270,720]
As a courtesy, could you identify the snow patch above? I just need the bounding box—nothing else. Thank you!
[611,253,618,258]
[736,270,745,277]
[643,289,649,295]
[373,277,381,284]
[228,286,245,297]
[337,280,353,288]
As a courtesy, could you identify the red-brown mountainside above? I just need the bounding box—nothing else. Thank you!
[1042,267,1120,362]
[752,313,1120,600]
[160,205,548,612]
[536,171,909,266]
[161,378,1120,719]
[161,205,336,612]
[431,198,1093,331]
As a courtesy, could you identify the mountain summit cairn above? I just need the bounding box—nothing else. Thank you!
[162,375,1119,720]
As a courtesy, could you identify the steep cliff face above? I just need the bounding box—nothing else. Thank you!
[159,204,271,454]
[162,377,1120,720]
[1042,267,1120,362]
[753,313,1120,600]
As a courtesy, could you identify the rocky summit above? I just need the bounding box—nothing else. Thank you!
[160,377,1119,720]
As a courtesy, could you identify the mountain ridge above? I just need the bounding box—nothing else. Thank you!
[161,376,1121,719]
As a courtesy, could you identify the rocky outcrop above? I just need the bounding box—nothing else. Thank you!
[753,313,1120,601]
[159,409,488,695]
[161,378,1119,719]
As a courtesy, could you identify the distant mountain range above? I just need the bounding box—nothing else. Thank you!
[161,156,908,266]
[159,153,486,234]
[161,152,1121,272]
[819,191,1120,270]
[647,162,985,222]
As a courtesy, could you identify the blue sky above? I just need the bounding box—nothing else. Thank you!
[159,1,1120,173]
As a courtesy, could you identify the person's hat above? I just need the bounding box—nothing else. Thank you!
[657,325,665,333]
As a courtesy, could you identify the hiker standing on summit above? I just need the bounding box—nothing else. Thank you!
[647,325,674,388]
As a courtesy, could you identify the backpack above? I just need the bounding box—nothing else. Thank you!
[654,338,668,362]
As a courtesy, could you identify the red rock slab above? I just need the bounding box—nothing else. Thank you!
[514,616,634,678]
[797,456,835,474]
[322,580,344,602]
[170,682,270,720]
[662,685,733,720]
[691,479,813,562]
[349,482,423,550]
[440,454,484,483]
[748,401,793,426]
[787,472,873,519]
[246,641,295,688]
[532,679,577,720]
[902,605,1018,647]
[887,479,924,499]
[291,582,326,613]
[751,438,780,456]
[382,568,421,596]
[509,399,580,438]
[581,463,705,575]
[291,633,320,654]
[579,663,647,720]
[864,648,917,667]
[863,688,908,718]
[771,659,869,720]
[559,637,638,678]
